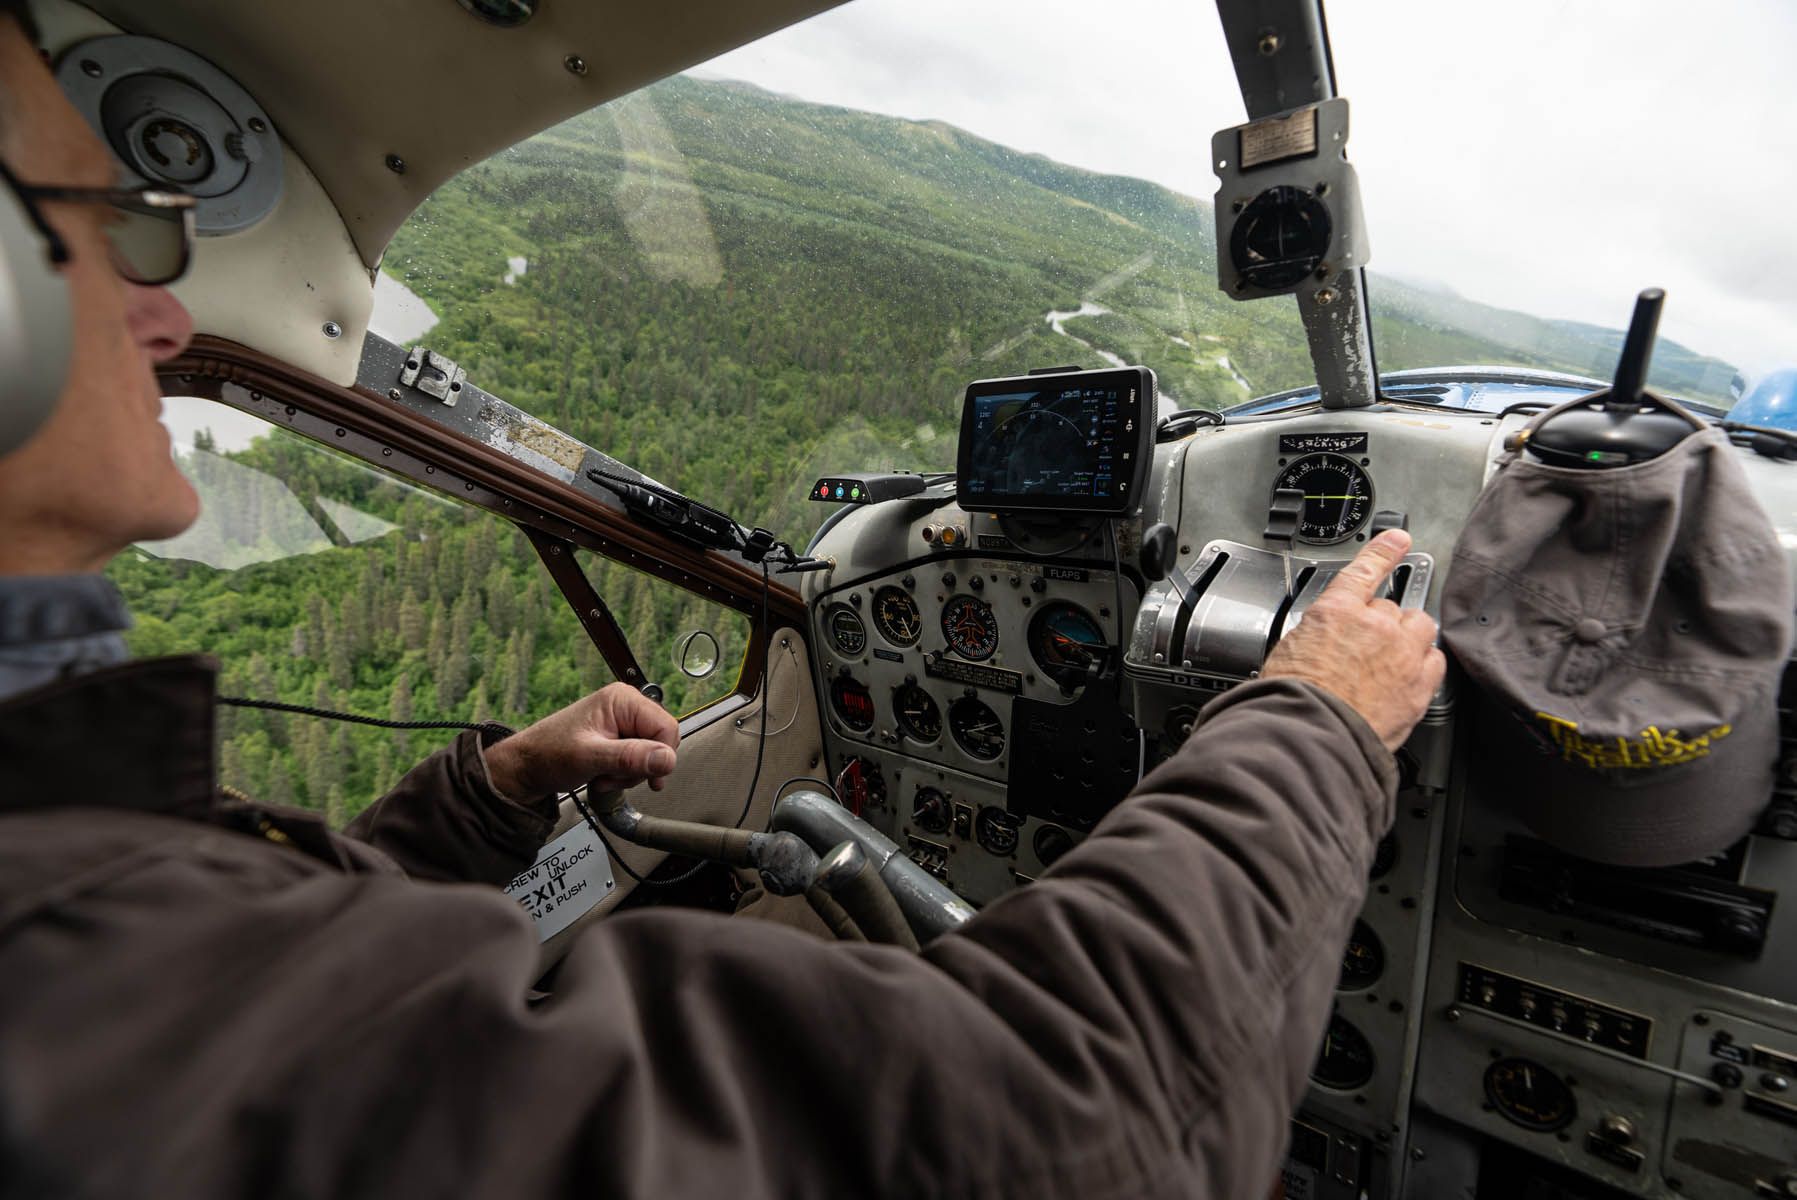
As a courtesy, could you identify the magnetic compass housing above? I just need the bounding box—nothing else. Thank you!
[1212,98,1367,302]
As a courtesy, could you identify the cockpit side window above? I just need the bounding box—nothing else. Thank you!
[112,394,743,825]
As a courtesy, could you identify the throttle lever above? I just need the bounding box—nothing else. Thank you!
[1368,509,1408,537]
[1139,522,1195,609]
[1264,487,1305,597]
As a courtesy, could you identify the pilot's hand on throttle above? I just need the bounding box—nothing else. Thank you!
[1260,529,1446,752]
[483,682,680,802]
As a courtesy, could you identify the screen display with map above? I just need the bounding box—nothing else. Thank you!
[956,367,1154,515]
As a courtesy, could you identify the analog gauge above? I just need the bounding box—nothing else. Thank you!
[1163,705,1200,747]
[1033,824,1074,868]
[948,696,1005,760]
[941,594,999,661]
[1272,453,1374,545]
[1230,185,1333,290]
[911,786,951,835]
[830,676,875,732]
[1484,1058,1576,1133]
[1310,1014,1376,1091]
[893,683,942,744]
[1028,602,1110,689]
[975,807,1022,856]
[872,586,922,648]
[1338,920,1385,992]
[826,606,867,657]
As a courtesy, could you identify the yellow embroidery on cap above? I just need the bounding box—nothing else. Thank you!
[1532,712,1733,770]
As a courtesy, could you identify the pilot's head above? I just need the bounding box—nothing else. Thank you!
[0,0,199,575]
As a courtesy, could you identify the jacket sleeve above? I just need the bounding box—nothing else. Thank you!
[342,727,557,885]
[12,678,1392,1199]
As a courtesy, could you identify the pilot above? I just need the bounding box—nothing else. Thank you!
[0,5,1444,1197]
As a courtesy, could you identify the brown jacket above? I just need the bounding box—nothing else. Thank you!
[0,654,1394,1199]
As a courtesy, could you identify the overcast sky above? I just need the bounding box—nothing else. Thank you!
[696,0,1796,381]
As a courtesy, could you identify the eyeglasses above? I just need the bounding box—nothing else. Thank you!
[0,158,197,286]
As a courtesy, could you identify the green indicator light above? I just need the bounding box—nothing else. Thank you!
[851,486,862,499]
[1586,451,1606,462]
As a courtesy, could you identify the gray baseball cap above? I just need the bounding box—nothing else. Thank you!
[1441,421,1793,867]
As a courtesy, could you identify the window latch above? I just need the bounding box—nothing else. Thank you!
[398,347,466,407]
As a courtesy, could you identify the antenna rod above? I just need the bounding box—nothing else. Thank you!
[1610,287,1664,408]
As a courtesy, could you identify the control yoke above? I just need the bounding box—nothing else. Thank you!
[587,788,972,946]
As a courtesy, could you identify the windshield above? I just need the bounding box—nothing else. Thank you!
[379,0,1789,536]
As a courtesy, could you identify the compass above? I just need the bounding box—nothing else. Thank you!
[1271,452,1373,544]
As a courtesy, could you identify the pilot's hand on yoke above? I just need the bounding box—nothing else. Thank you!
[1261,529,1446,752]
[483,682,681,801]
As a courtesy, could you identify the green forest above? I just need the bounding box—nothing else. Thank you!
[110,427,749,825]
[109,74,1738,823]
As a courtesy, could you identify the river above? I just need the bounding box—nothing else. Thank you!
[1042,302,1184,417]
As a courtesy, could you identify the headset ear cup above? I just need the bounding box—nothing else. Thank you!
[0,176,72,457]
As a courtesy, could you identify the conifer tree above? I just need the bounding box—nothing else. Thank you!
[373,740,395,795]
[389,673,413,757]
[324,616,353,691]
[398,591,427,651]
[425,610,448,695]
[484,564,516,639]
[264,758,295,808]
[247,655,284,747]
[437,592,475,710]
[304,593,327,664]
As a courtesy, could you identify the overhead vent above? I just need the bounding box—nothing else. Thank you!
[57,35,282,235]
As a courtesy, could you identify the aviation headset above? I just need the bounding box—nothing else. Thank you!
[0,155,73,458]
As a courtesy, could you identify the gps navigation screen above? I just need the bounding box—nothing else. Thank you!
[957,367,1152,515]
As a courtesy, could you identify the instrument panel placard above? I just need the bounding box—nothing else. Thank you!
[924,653,1023,694]
[1279,432,1368,454]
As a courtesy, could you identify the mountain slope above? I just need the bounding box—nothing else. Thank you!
[386,74,1736,541]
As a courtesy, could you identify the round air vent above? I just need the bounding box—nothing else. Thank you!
[57,36,283,235]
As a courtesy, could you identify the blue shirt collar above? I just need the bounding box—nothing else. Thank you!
[0,574,133,701]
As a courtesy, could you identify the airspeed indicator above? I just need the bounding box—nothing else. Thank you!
[1272,453,1373,544]
[873,586,922,648]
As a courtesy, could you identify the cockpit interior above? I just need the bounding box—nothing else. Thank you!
[5,0,1795,1196]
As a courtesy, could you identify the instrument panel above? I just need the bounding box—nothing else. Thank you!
[802,398,1797,1200]
[809,546,1138,903]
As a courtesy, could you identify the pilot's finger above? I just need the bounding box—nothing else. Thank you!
[1421,645,1448,693]
[1399,606,1439,642]
[1323,529,1412,603]
[592,771,670,793]
[583,736,678,784]
[607,686,681,749]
